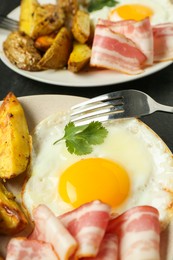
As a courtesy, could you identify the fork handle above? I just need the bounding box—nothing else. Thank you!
[156,103,173,113]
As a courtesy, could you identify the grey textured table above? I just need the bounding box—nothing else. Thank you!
[1,0,173,152]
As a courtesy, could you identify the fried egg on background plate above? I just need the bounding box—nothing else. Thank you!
[22,111,173,230]
[90,0,173,25]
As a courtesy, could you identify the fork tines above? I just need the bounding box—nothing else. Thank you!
[70,89,173,126]
[71,93,125,125]
[0,15,18,31]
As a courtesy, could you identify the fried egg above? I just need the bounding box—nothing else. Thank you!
[90,0,173,25]
[22,112,173,229]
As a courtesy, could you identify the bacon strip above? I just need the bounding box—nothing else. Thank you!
[107,206,160,260]
[6,203,161,260]
[90,24,147,75]
[29,204,77,260]
[59,200,111,258]
[6,237,58,260]
[82,232,118,260]
[98,18,153,65]
[153,23,173,61]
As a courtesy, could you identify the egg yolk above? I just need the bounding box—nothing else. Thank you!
[58,158,130,208]
[111,4,153,21]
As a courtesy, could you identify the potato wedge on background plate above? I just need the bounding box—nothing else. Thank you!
[68,41,91,72]
[72,10,91,43]
[38,27,72,69]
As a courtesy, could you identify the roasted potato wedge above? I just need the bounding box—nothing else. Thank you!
[3,31,41,71]
[57,0,78,15]
[0,182,28,235]
[0,92,31,179]
[72,10,90,43]
[35,34,56,52]
[19,0,39,36]
[31,4,65,39]
[68,41,91,72]
[38,27,72,69]
[57,0,78,29]
[20,0,64,39]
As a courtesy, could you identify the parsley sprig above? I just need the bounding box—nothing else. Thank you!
[88,0,119,12]
[54,121,108,155]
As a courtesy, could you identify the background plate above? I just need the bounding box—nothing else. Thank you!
[0,5,172,87]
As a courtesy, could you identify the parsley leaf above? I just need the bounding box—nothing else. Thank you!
[54,121,108,155]
[88,0,118,12]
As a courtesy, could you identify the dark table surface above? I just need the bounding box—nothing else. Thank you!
[1,0,173,152]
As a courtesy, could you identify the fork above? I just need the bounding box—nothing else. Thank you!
[70,89,173,125]
[0,15,18,31]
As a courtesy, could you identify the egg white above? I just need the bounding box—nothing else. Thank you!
[22,111,173,230]
[90,0,173,25]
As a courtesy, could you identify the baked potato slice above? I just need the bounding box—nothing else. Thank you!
[57,0,78,15]
[68,41,91,72]
[20,0,64,39]
[3,31,41,71]
[19,0,39,36]
[72,10,90,43]
[0,92,31,179]
[0,182,28,235]
[35,34,56,52]
[57,0,79,29]
[38,27,72,69]
[31,4,65,39]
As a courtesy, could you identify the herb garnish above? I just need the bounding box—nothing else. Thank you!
[88,0,119,12]
[54,121,108,155]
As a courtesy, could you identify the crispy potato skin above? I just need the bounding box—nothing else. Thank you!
[72,10,90,43]
[0,92,31,179]
[31,4,65,39]
[57,0,78,15]
[19,0,39,36]
[20,0,64,39]
[68,41,91,72]
[34,34,55,52]
[3,31,41,71]
[38,27,72,69]
[0,182,28,235]
[57,0,78,29]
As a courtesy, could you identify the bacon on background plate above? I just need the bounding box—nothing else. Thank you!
[98,18,153,65]
[90,23,147,75]
[153,23,173,62]
[91,18,173,75]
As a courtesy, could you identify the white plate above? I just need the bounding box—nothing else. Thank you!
[0,94,173,259]
[0,4,172,87]
[19,94,87,131]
